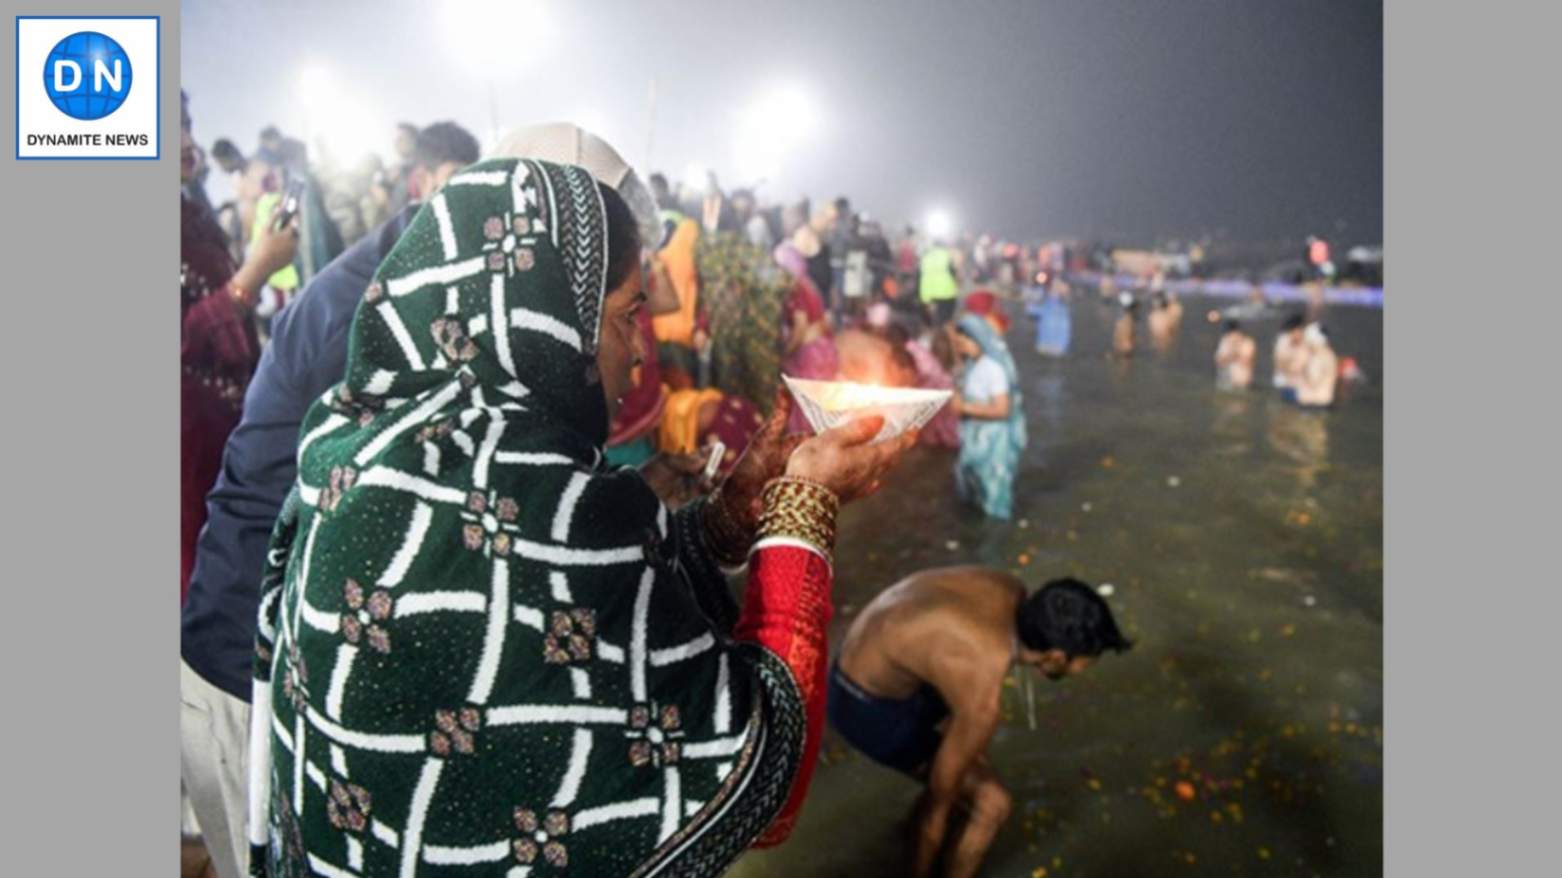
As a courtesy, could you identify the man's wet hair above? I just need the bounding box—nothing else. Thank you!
[1223,319,1241,333]
[1017,578,1133,658]
[412,121,480,172]
[1282,313,1306,331]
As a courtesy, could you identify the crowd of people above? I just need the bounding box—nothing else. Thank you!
[1014,262,1357,408]
[181,86,1374,877]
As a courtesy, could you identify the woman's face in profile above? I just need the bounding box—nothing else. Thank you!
[595,262,647,422]
[953,330,981,360]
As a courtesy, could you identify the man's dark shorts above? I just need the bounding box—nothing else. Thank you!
[828,663,949,776]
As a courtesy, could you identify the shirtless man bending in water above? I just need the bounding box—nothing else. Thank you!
[830,568,1132,878]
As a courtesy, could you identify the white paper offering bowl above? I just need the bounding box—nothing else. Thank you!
[783,376,953,444]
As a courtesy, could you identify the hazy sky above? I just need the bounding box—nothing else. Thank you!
[183,0,1382,246]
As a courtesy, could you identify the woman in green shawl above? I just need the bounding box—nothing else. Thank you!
[249,158,912,876]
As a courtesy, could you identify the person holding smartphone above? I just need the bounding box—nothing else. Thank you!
[182,92,300,604]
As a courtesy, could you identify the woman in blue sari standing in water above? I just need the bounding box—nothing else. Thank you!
[950,292,1028,520]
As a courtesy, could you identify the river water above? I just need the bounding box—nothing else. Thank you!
[731,293,1383,877]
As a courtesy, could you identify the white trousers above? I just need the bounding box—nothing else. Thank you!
[180,659,251,878]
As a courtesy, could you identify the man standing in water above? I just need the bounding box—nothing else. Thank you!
[830,569,1132,878]
[1293,323,1339,408]
[1214,320,1257,390]
[1112,292,1138,357]
[1273,313,1308,399]
[1147,290,1184,352]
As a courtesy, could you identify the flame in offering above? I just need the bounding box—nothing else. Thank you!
[783,376,952,443]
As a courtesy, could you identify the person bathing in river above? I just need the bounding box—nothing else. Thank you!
[1292,322,1339,409]
[830,568,1131,878]
[1273,313,1308,401]
[1146,290,1183,353]
[1112,292,1138,358]
[949,295,1026,520]
[1214,320,1257,390]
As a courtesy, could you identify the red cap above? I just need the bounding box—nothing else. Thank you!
[963,289,1009,331]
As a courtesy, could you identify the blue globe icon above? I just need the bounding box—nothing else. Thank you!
[43,31,133,121]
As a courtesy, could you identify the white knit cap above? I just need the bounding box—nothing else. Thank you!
[489,122,660,249]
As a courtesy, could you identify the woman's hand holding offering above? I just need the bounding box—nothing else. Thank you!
[784,415,917,504]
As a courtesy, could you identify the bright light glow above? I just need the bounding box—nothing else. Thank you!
[295,63,385,166]
[296,66,332,105]
[730,81,822,188]
[441,0,553,76]
[926,209,954,240]
[683,163,708,189]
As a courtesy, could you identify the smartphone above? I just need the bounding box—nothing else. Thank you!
[702,440,727,484]
[272,179,304,232]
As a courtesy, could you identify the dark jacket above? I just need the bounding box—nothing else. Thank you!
[181,207,416,699]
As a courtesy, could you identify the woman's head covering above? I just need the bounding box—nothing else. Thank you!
[962,289,1009,332]
[253,158,793,875]
[338,157,619,444]
[773,240,809,280]
[956,313,1017,384]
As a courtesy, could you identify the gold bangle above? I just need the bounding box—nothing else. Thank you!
[755,477,839,560]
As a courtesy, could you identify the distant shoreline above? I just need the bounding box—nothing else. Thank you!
[1068,272,1385,308]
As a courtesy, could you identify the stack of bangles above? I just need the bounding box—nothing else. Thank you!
[755,477,839,563]
[702,477,841,568]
